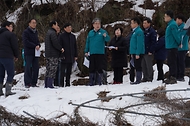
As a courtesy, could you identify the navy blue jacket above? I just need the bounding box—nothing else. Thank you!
[22,27,40,56]
[58,31,78,63]
[0,28,19,58]
[154,36,167,60]
[144,27,157,54]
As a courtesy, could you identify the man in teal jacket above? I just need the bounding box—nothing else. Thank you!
[84,18,110,86]
[176,14,189,82]
[129,17,145,84]
[164,10,181,84]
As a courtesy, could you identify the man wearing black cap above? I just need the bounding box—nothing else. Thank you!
[58,23,78,87]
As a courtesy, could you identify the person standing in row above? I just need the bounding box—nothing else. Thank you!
[129,17,145,85]
[54,25,62,86]
[154,29,167,82]
[164,10,181,84]
[58,23,78,87]
[176,14,189,82]
[84,18,110,86]
[22,19,41,88]
[109,27,128,84]
[0,21,18,96]
[141,17,157,82]
[45,21,64,88]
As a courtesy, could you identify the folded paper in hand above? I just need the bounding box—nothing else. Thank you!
[35,49,41,57]
[83,57,89,68]
[130,58,134,67]
[105,46,116,49]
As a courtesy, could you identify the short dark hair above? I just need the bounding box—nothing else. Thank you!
[157,28,165,38]
[143,17,152,24]
[49,20,57,27]
[176,14,186,22]
[131,17,141,25]
[63,23,71,28]
[165,10,173,19]
[114,27,123,35]
[28,18,36,24]
[1,21,12,27]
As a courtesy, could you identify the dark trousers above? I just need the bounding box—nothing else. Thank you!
[24,55,39,86]
[177,51,187,79]
[167,48,178,78]
[54,60,62,86]
[156,60,164,80]
[60,62,72,87]
[113,67,123,83]
[129,62,135,82]
[0,58,14,84]
[141,54,153,81]
[89,54,104,73]
[132,54,143,71]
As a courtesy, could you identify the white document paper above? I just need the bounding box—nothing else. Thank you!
[130,58,134,67]
[105,46,116,49]
[83,57,89,68]
[35,49,41,57]
[72,61,78,72]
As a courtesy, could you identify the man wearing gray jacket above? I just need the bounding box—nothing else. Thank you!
[45,21,64,88]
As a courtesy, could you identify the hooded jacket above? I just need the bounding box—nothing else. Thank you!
[0,27,18,58]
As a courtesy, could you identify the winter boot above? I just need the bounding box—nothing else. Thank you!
[88,73,95,86]
[46,78,54,88]
[0,84,4,96]
[130,71,142,85]
[96,73,103,86]
[102,70,107,85]
[5,83,16,97]
[165,76,177,84]
[129,67,135,82]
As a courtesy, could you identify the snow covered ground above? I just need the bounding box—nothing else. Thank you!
[0,64,190,126]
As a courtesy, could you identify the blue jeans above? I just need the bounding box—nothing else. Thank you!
[24,55,39,86]
[0,58,14,84]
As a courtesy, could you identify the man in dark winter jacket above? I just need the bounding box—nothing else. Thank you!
[22,19,41,88]
[45,21,64,88]
[0,21,18,96]
[141,17,157,82]
[58,23,78,87]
